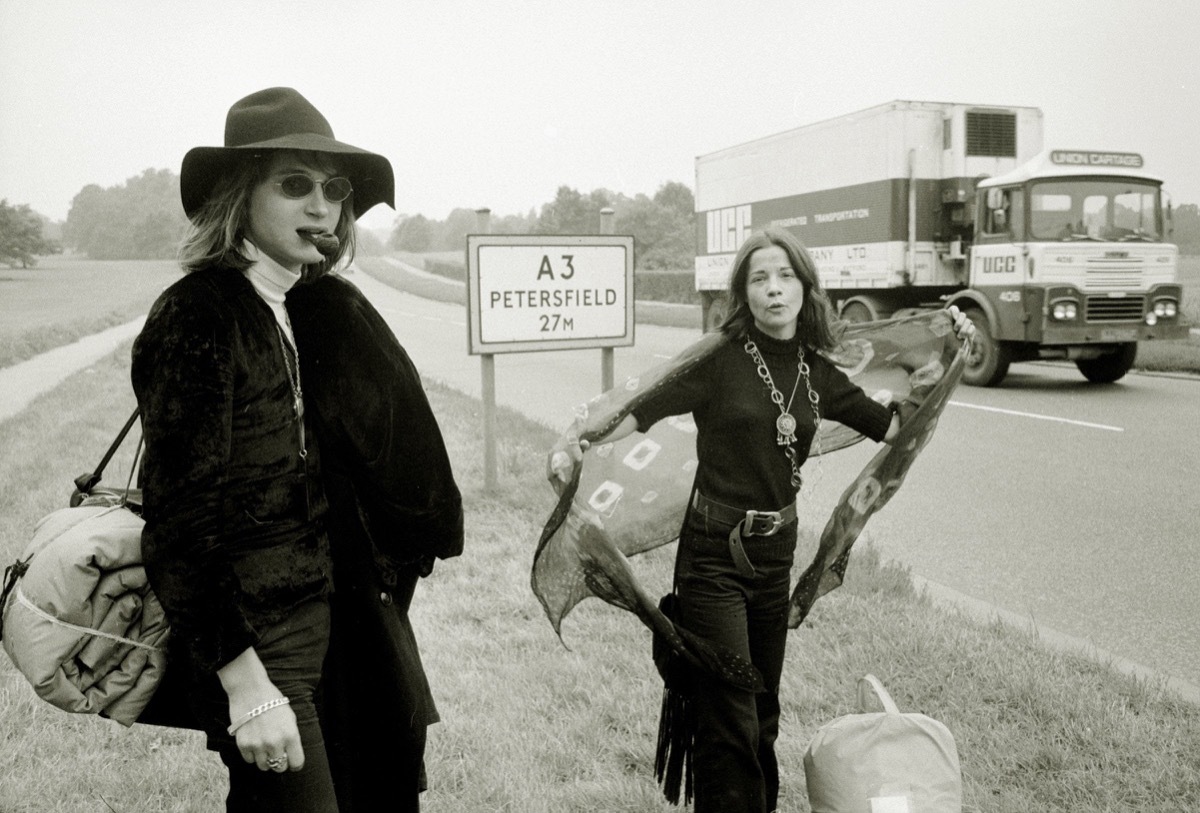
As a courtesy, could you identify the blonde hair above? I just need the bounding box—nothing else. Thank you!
[178,150,356,278]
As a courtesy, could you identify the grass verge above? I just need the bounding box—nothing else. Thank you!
[0,343,1198,811]
[354,256,467,305]
[0,257,182,369]
[1137,254,1200,372]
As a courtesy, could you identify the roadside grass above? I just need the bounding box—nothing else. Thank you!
[1136,254,1200,372]
[0,257,181,368]
[354,256,467,305]
[1,340,1199,811]
[1134,331,1200,372]
[1179,254,1200,320]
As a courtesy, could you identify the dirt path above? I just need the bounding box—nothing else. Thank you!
[0,318,144,423]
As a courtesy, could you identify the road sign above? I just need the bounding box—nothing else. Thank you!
[466,234,635,355]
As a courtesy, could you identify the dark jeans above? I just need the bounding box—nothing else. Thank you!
[675,510,798,813]
[189,599,338,812]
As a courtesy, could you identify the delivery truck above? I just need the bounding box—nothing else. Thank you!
[694,100,1187,385]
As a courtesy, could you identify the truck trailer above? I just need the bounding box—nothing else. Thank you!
[694,100,1187,385]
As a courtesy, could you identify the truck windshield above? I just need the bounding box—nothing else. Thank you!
[1028,179,1162,242]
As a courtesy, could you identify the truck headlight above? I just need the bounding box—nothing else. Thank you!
[1153,300,1178,318]
[1052,301,1078,320]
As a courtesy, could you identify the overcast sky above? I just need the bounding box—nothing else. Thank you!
[2,0,1197,233]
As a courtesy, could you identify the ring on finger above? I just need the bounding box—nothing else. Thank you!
[266,754,288,771]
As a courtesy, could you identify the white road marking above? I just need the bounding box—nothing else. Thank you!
[419,314,466,326]
[948,400,1124,432]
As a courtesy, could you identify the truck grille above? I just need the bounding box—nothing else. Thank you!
[1085,295,1144,322]
[1083,259,1142,290]
[1084,270,1143,289]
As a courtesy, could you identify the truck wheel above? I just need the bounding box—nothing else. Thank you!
[962,309,1011,387]
[1075,343,1137,383]
[840,302,874,324]
[702,294,729,333]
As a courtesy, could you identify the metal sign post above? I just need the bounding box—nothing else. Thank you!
[472,208,498,491]
[599,207,615,391]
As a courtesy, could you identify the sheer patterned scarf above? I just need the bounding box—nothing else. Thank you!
[532,310,968,659]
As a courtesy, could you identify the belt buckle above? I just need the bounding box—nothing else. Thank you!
[741,509,782,537]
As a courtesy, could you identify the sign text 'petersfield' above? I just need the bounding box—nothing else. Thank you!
[466,235,635,355]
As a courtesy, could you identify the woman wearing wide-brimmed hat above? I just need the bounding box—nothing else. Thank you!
[132,87,463,811]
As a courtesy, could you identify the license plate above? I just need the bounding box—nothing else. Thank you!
[1100,328,1138,341]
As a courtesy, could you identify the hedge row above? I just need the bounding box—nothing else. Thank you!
[632,270,701,305]
[425,259,468,282]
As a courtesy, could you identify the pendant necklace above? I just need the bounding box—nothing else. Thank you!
[744,336,821,489]
[276,325,307,460]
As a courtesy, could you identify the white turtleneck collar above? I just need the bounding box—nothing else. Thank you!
[242,240,302,347]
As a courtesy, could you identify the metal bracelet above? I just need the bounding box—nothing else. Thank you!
[227,696,291,736]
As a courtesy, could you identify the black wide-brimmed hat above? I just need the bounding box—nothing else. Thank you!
[180,87,394,221]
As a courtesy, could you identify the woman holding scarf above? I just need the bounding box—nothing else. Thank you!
[548,226,972,812]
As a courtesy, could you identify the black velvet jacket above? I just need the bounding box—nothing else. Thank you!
[287,272,463,805]
[131,266,331,675]
[287,272,464,574]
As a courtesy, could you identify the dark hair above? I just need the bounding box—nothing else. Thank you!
[178,150,356,278]
[717,225,841,350]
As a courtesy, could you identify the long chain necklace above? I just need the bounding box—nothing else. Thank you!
[276,325,307,460]
[744,337,821,490]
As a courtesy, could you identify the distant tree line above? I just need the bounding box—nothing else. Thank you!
[389,182,697,270]
[1172,203,1200,254]
[62,169,189,260]
[21,171,700,268]
[5,170,1200,265]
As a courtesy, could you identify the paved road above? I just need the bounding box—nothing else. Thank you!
[347,270,1200,701]
[804,363,1200,689]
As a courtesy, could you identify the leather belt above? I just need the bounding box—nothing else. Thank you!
[691,491,797,537]
[691,491,797,579]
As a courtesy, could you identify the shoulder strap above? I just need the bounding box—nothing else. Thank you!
[73,407,140,496]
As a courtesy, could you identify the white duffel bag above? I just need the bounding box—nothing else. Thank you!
[803,673,962,813]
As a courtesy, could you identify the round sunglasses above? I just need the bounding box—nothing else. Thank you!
[274,174,354,203]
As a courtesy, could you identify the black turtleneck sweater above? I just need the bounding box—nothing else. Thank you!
[631,325,892,512]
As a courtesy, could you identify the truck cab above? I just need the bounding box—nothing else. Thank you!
[954,150,1186,385]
